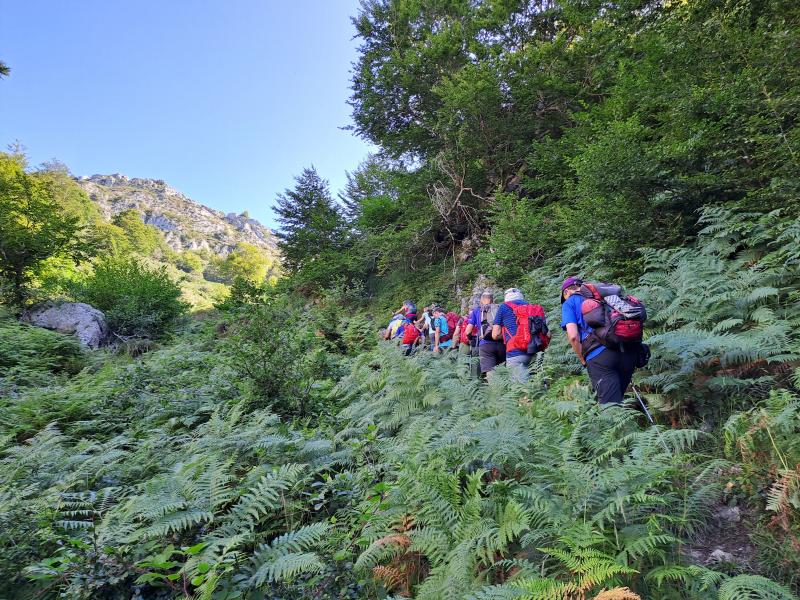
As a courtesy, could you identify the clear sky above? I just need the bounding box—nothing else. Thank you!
[0,0,374,228]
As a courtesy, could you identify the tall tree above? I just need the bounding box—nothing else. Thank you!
[273,167,347,288]
[0,154,96,305]
[0,60,9,79]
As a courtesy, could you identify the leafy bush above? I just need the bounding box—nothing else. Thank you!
[223,296,338,416]
[73,256,188,338]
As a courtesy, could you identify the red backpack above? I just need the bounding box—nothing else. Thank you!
[458,316,470,345]
[503,303,551,354]
[578,283,646,353]
[440,311,460,342]
[402,320,421,345]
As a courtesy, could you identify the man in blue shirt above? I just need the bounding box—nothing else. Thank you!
[491,288,532,382]
[560,276,637,404]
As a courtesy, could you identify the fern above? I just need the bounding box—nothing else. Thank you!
[718,575,798,600]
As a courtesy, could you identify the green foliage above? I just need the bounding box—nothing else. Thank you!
[72,256,188,338]
[0,310,85,391]
[274,167,349,291]
[218,241,278,284]
[111,208,164,256]
[723,386,800,588]
[634,207,800,420]
[222,295,339,416]
[0,153,97,305]
[349,0,800,277]
[174,250,204,273]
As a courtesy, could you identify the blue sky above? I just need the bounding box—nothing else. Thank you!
[0,0,373,228]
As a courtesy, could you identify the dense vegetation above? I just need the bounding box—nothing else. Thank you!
[1,0,800,598]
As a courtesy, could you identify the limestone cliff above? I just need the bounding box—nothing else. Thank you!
[76,174,277,257]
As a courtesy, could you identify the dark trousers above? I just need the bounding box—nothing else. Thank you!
[586,347,637,404]
[478,341,506,374]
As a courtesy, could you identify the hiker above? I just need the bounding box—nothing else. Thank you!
[492,288,550,382]
[431,306,453,353]
[465,290,505,378]
[453,309,479,376]
[560,276,648,405]
[417,305,433,350]
[384,313,404,341]
[396,300,417,321]
[400,315,422,356]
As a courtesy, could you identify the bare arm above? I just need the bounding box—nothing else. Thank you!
[464,323,475,337]
[434,327,441,352]
[566,323,585,366]
[491,324,502,341]
[452,323,462,348]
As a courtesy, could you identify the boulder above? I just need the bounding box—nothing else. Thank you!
[461,275,502,313]
[706,548,735,565]
[22,302,108,349]
[715,506,742,524]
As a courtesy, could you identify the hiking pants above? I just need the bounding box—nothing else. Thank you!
[586,348,637,404]
[478,341,506,375]
[459,342,480,378]
[507,354,532,383]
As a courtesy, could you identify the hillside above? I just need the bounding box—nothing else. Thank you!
[1,0,799,598]
[77,173,277,257]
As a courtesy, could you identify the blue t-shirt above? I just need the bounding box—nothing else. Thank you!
[467,306,488,346]
[433,315,452,348]
[561,294,605,361]
[494,300,528,358]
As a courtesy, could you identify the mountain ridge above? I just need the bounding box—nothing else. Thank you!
[76,173,277,257]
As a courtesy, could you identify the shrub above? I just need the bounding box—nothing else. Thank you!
[224,297,337,416]
[74,256,188,338]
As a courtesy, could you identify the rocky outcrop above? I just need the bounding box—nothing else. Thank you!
[461,275,503,313]
[22,302,108,349]
[75,174,277,257]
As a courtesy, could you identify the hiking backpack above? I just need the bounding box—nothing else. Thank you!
[402,320,421,345]
[458,316,471,345]
[479,303,499,341]
[439,311,460,342]
[578,282,647,354]
[503,302,551,355]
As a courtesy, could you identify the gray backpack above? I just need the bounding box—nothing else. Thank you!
[479,303,499,340]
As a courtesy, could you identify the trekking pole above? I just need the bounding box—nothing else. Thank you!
[630,381,671,453]
[630,382,654,425]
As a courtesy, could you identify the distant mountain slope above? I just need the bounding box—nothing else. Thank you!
[76,174,276,257]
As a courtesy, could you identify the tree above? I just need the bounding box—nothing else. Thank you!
[0,154,95,305]
[273,167,347,289]
[219,242,277,284]
[0,60,9,79]
[112,209,164,256]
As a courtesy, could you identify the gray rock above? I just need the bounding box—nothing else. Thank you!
[715,506,741,523]
[462,275,502,313]
[143,213,177,231]
[22,302,108,349]
[706,548,735,564]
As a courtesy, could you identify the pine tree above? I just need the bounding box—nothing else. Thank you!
[272,167,347,285]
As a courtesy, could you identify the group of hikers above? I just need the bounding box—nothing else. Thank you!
[383,277,650,406]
